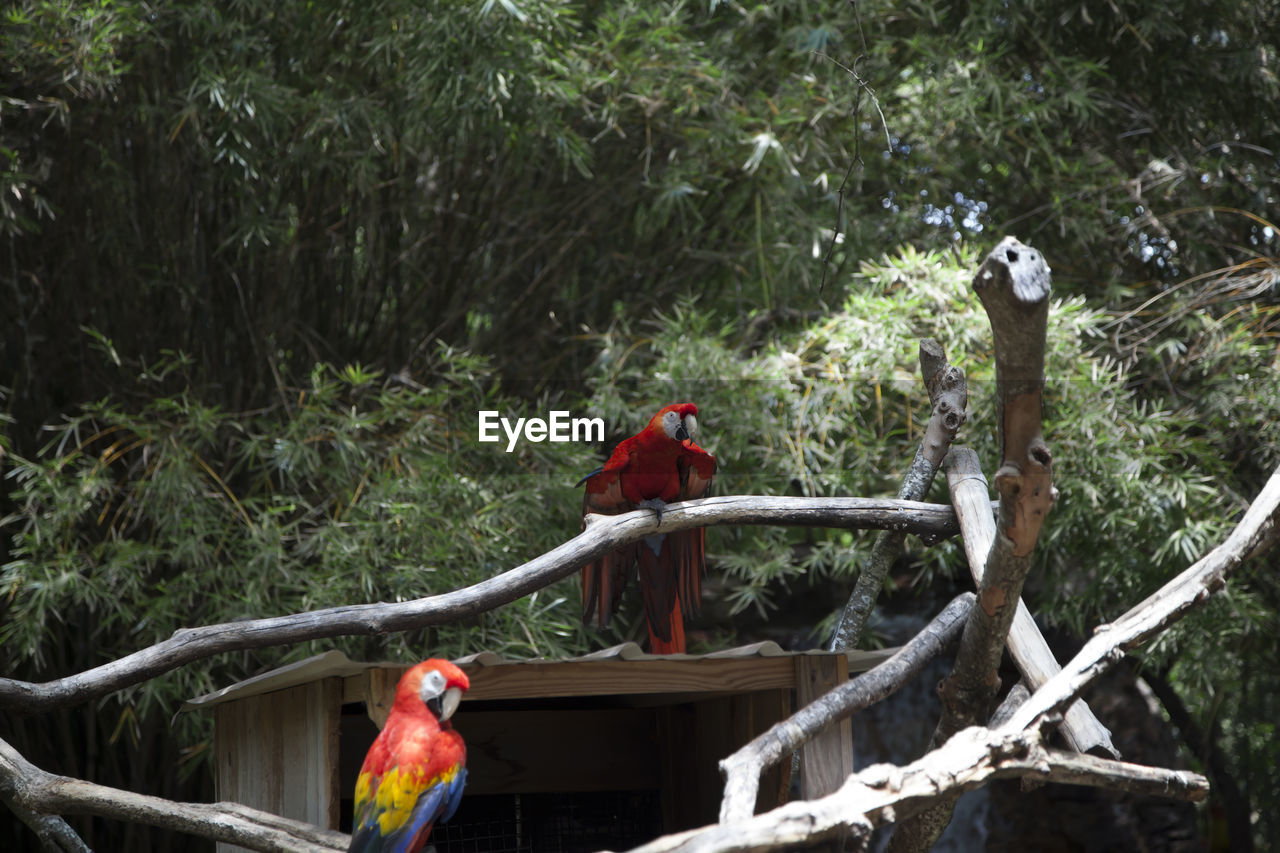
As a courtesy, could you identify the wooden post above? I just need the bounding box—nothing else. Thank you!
[794,656,854,800]
[213,679,342,853]
[361,667,401,728]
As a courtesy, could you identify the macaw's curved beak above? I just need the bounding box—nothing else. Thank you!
[428,686,465,722]
[441,686,463,721]
[677,412,698,446]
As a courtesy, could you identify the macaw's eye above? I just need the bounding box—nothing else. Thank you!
[683,414,698,439]
[419,670,447,703]
[662,410,682,439]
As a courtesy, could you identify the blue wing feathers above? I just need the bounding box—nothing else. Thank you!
[441,767,467,824]
[393,782,447,852]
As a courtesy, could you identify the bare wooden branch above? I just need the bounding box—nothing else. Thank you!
[946,448,1116,756]
[912,338,971,498]
[0,495,962,714]
[1002,464,1280,735]
[1025,745,1208,799]
[0,787,90,853]
[974,236,1057,557]
[720,593,973,823]
[890,238,1058,853]
[0,737,348,853]
[642,464,1279,853]
[623,725,1206,853]
[950,237,1055,711]
[829,339,968,651]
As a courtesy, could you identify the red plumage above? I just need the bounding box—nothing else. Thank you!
[579,402,716,653]
[348,660,469,853]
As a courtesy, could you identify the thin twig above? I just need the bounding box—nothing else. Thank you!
[815,16,892,293]
[829,340,967,651]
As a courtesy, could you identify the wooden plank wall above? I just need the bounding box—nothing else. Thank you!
[214,678,342,853]
[795,655,854,800]
[658,689,792,831]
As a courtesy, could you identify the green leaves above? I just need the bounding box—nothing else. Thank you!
[576,245,1255,651]
[1,349,598,711]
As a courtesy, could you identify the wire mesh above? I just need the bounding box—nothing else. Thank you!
[434,790,662,853]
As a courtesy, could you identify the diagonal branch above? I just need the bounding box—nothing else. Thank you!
[720,593,973,823]
[0,495,962,714]
[829,338,968,651]
[1002,464,1280,734]
[945,448,1116,756]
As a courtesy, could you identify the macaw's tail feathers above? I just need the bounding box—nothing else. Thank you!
[647,596,686,654]
[638,535,696,654]
[581,545,635,629]
[677,527,705,617]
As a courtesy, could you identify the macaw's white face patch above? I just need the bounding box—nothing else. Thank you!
[661,410,698,443]
[418,669,447,704]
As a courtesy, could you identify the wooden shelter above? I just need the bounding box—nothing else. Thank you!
[184,643,895,852]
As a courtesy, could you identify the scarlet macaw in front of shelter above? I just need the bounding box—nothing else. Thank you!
[348,659,469,853]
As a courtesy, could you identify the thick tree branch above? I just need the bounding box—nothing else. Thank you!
[720,593,973,823]
[949,237,1055,718]
[0,787,90,853]
[0,495,961,714]
[1002,464,1280,735]
[829,339,968,651]
[624,726,1206,853]
[945,448,1116,756]
[975,237,1057,557]
[0,737,347,853]
[890,238,1057,852]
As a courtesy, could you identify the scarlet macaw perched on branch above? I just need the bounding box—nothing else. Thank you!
[348,659,469,853]
[578,402,717,653]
